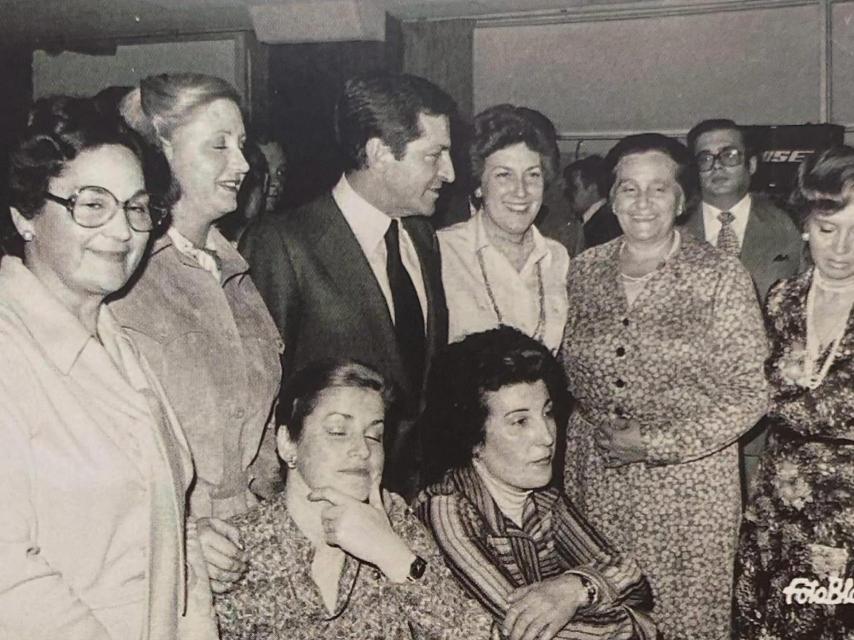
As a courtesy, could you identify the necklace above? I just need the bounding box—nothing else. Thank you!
[476,249,546,341]
[803,274,853,389]
[618,231,680,281]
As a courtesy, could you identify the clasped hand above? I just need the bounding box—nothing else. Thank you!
[502,573,589,640]
[594,416,646,467]
[197,517,248,594]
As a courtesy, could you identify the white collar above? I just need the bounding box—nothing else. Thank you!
[473,210,550,271]
[702,192,751,221]
[582,198,606,224]
[332,174,393,258]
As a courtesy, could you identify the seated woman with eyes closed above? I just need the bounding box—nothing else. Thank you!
[214,360,492,640]
[414,327,656,640]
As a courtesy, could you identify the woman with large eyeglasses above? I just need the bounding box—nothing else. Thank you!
[0,96,217,639]
[112,73,284,594]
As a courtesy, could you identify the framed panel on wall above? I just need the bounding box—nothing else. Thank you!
[473,3,822,148]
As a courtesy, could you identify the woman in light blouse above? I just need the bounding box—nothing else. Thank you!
[438,104,569,352]
[215,360,491,639]
[113,73,283,592]
[0,96,215,639]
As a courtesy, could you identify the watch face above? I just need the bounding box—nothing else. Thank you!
[410,555,427,580]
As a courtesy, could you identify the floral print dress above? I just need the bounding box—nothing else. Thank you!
[560,232,769,640]
[733,270,854,639]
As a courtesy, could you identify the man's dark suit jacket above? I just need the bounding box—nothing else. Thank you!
[680,194,802,303]
[240,192,448,495]
[583,202,622,250]
[680,193,803,494]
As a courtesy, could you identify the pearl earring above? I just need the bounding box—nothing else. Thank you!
[801,232,810,241]
[285,457,297,469]
[21,231,34,242]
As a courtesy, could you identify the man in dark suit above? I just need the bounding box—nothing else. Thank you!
[541,155,621,256]
[240,73,455,496]
[681,118,802,493]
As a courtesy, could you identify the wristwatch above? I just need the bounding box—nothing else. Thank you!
[578,574,598,607]
[406,554,428,582]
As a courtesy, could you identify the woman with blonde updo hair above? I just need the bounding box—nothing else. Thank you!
[112,73,283,594]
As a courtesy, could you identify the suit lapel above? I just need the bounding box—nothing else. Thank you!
[681,204,706,241]
[308,196,410,392]
[741,198,781,278]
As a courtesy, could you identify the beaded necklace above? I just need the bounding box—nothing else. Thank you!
[476,249,546,342]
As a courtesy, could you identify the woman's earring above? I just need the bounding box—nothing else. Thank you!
[21,230,34,242]
[285,456,297,469]
[801,232,810,241]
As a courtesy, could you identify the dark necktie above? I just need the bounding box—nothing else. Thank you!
[716,211,741,256]
[385,219,426,393]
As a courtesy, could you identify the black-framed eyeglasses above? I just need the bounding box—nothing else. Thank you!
[44,186,165,232]
[695,147,744,172]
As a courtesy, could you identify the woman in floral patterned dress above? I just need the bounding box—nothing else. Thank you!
[732,146,854,639]
[215,360,491,639]
[560,134,769,640]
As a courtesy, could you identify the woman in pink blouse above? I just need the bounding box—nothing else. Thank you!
[215,360,491,639]
[438,105,569,352]
[0,97,215,639]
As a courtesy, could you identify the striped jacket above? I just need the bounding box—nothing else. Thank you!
[413,466,657,639]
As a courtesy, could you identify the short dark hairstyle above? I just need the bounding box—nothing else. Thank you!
[8,95,165,222]
[276,360,395,443]
[419,326,569,487]
[334,73,456,172]
[469,104,559,203]
[686,118,754,160]
[790,145,854,225]
[604,132,697,205]
[563,154,607,197]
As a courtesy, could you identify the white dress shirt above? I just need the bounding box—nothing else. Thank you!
[701,193,752,247]
[333,174,427,327]
[438,211,570,352]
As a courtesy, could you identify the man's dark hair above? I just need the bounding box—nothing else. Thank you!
[334,73,456,172]
[686,118,754,160]
[563,154,608,198]
[419,326,569,487]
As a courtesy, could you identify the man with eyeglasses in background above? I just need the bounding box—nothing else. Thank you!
[682,118,802,495]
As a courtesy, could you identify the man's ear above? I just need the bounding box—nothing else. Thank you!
[9,207,34,239]
[365,137,393,170]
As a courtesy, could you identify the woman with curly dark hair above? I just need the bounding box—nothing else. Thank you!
[0,96,216,639]
[732,145,854,639]
[438,105,569,352]
[414,327,656,640]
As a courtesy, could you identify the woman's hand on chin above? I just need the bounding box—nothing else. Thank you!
[307,484,414,581]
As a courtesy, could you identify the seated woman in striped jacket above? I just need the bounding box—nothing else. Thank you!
[413,326,656,640]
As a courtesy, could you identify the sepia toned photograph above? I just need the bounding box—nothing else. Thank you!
[0,1,852,638]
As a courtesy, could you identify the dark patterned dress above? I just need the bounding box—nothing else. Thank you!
[560,232,769,640]
[733,270,854,639]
